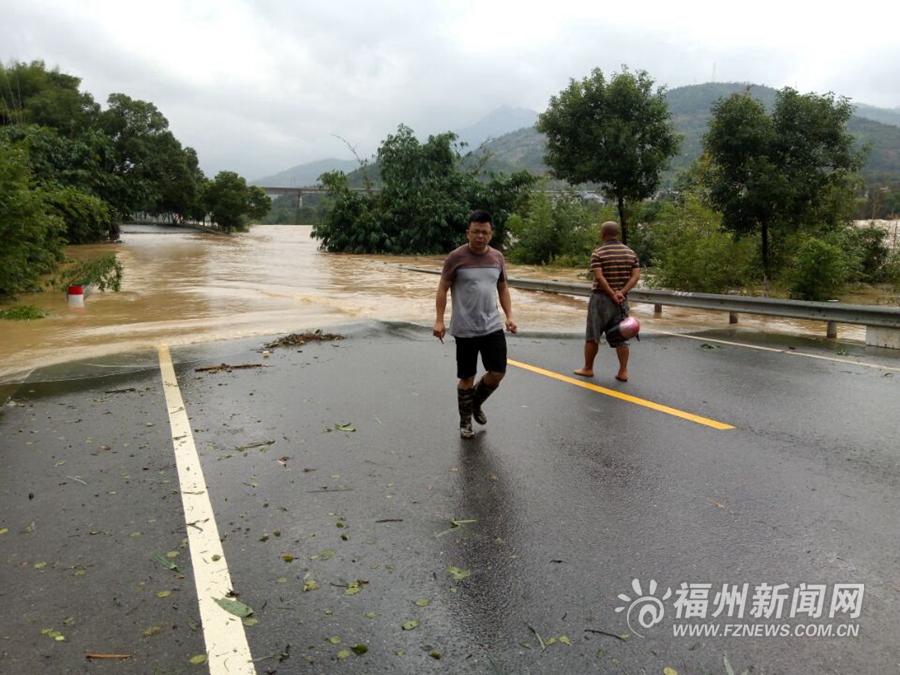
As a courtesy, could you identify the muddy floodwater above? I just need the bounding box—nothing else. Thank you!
[0,224,865,383]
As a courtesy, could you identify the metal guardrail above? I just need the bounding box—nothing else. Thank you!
[401,266,900,347]
[504,278,900,328]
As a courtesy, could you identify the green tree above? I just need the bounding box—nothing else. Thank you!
[374,126,473,253]
[1,124,112,196]
[98,93,171,216]
[646,194,756,293]
[44,185,114,244]
[202,171,272,232]
[312,125,535,254]
[507,189,596,265]
[841,222,890,282]
[882,186,900,218]
[536,67,681,243]
[464,170,536,250]
[3,62,212,228]
[0,60,100,135]
[703,87,867,278]
[0,143,66,296]
[246,186,272,221]
[314,170,381,251]
[147,136,206,221]
[1,124,121,241]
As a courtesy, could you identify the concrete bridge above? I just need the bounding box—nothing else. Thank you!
[257,185,373,207]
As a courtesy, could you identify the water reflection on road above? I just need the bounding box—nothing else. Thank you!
[0,225,862,383]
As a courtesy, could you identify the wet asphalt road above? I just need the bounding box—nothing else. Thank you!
[1,321,899,675]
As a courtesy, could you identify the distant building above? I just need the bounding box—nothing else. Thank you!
[578,191,605,204]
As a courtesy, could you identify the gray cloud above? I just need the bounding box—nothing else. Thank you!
[4,0,898,180]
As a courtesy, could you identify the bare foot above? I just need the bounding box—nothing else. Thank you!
[615,373,628,382]
[573,368,594,377]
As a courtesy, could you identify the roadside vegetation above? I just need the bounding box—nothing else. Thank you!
[316,68,899,302]
[0,59,271,302]
[0,305,45,320]
[312,124,535,254]
[4,59,899,308]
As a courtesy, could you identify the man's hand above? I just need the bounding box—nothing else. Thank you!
[612,290,626,305]
[433,321,446,343]
[505,318,518,334]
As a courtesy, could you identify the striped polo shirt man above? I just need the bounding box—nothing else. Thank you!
[590,240,640,292]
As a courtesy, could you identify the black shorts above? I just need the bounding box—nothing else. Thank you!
[455,330,507,379]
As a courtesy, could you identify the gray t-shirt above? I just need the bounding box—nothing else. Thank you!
[440,244,507,338]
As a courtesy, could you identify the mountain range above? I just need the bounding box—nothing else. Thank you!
[252,83,900,188]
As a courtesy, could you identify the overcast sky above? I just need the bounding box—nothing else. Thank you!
[5,0,900,180]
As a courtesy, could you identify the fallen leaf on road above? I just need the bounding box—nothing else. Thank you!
[151,554,181,573]
[447,566,471,581]
[214,597,253,617]
[327,422,356,433]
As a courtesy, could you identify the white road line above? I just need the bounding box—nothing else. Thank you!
[157,345,257,675]
[655,330,900,372]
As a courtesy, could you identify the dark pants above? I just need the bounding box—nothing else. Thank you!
[454,330,507,379]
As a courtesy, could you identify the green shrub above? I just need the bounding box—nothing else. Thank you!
[882,248,900,291]
[45,185,115,244]
[785,237,849,301]
[0,305,46,320]
[507,190,597,265]
[55,254,124,292]
[646,195,756,293]
[841,222,890,282]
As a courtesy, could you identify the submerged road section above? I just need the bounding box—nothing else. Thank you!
[1,321,898,674]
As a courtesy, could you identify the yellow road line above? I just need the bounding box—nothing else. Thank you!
[508,359,734,430]
[157,345,257,675]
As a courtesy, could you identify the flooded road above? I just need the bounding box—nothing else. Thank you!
[0,224,863,383]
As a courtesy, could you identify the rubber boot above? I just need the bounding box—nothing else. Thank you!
[472,378,498,425]
[458,387,475,439]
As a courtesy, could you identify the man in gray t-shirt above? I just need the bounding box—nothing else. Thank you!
[434,210,517,439]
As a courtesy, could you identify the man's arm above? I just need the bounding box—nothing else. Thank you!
[592,266,637,306]
[433,277,450,342]
[497,280,517,333]
[591,268,617,299]
[621,266,641,296]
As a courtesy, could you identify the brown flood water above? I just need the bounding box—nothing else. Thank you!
[0,224,864,383]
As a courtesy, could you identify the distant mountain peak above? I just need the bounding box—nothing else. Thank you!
[251,157,360,187]
[453,105,540,149]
